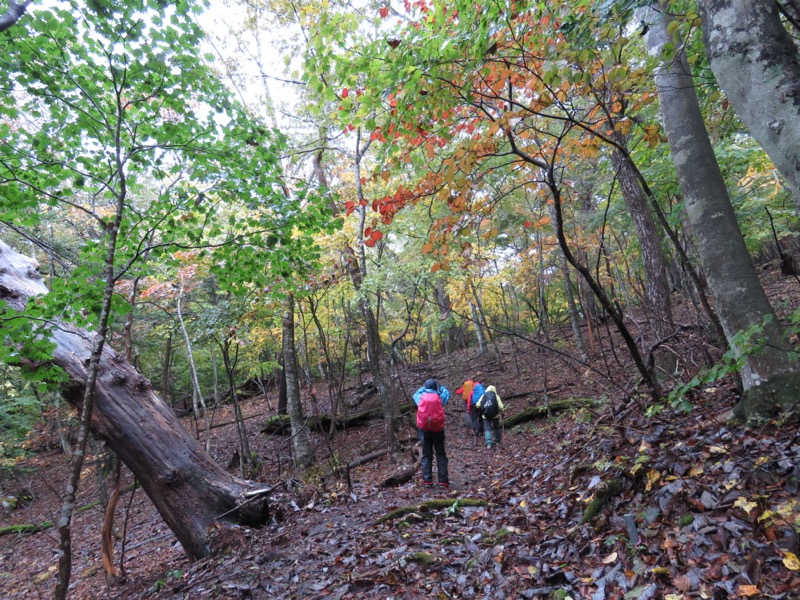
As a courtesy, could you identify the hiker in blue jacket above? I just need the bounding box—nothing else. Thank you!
[413,377,450,443]
[469,381,486,436]
[414,378,450,489]
[413,379,450,406]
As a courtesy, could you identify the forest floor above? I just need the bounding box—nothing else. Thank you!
[1,269,800,599]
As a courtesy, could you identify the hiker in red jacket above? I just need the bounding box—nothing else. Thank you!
[414,378,450,488]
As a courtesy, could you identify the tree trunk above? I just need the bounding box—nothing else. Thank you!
[161,333,172,406]
[643,2,800,420]
[278,354,288,416]
[698,0,800,213]
[220,337,251,477]
[469,299,488,354]
[0,0,33,33]
[547,202,587,359]
[611,144,674,339]
[176,283,211,450]
[350,130,399,455]
[435,283,457,354]
[0,240,269,561]
[282,294,315,471]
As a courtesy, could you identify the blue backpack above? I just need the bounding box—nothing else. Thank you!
[471,383,485,414]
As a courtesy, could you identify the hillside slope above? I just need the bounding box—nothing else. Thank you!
[1,271,799,599]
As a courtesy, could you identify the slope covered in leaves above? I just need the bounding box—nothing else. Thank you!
[1,272,799,599]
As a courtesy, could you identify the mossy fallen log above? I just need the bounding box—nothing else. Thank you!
[261,411,373,435]
[0,521,54,536]
[576,478,624,528]
[503,398,602,429]
[374,498,489,525]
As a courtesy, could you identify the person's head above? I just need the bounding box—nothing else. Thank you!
[424,378,438,391]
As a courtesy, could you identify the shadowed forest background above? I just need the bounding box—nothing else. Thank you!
[0,0,800,597]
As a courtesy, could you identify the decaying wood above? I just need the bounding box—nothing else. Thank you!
[347,449,389,470]
[373,498,488,525]
[0,520,54,536]
[379,445,422,488]
[575,477,624,529]
[502,398,602,428]
[500,385,564,402]
[0,240,269,560]
[261,410,376,435]
[201,411,267,432]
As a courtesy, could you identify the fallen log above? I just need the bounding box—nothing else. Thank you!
[503,398,602,429]
[0,521,54,536]
[500,384,564,402]
[200,411,267,432]
[373,498,488,525]
[261,410,374,435]
[347,449,389,470]
[379,445,422,488]
[0,240,270,560]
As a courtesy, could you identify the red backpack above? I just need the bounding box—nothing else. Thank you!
[416,391,446,432]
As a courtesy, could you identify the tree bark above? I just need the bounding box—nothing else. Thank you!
[282,293,315,471]
[643,2,800,420]
[176,282,211,450]
[0,240,269,561]
[351,130,399,455]
[0,0,32,33]
[469,299,488,354]
[698,0,800,213]
[611,145,674,332]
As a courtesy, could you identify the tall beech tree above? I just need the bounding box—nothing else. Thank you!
[698,0,800,213]
[642,1,800,420]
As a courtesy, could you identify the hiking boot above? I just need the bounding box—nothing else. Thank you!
[438,482,449,489]
[487,443,492,449]
[423,480,433,487]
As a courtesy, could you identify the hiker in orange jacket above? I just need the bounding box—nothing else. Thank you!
[455,379,476,428]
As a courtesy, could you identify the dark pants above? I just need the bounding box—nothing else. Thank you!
[421,430,449,484]
[470,408,484,435]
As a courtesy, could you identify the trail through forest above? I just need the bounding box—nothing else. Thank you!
[2,270,800,599]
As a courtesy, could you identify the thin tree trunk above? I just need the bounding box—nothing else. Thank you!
[220,338,251,476]
[176,283,211,451]
[469,299,488,354]
[611,144,674,339]
[161,333,172,407]
[547,202,587,359]
[282,294,314,471]
[351,130,398,456]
